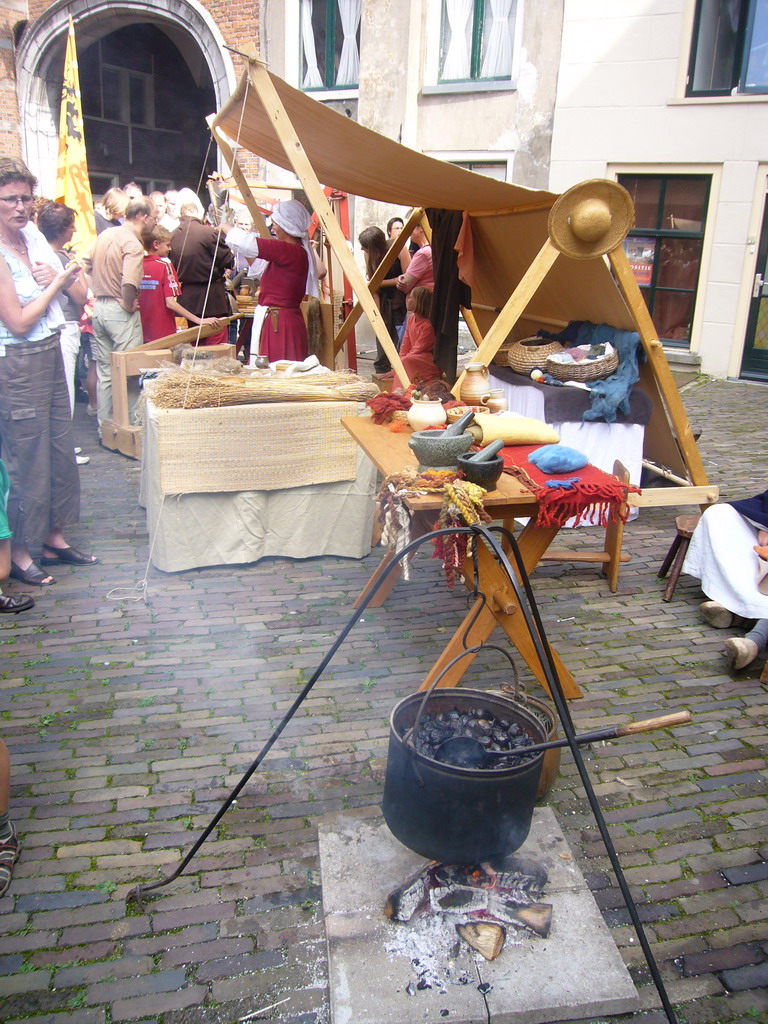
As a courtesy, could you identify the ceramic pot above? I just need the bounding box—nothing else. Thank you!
[383,688,546,864]
[407,399,447,432]
[481,389,508,414]
[460,363,491,406]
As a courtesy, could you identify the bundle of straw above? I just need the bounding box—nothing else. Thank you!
[146,369,379,409]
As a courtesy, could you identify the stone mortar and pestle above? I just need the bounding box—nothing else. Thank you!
[407,410,476,469]
[456,438,506,488]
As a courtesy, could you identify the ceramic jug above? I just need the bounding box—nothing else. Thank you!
[407,398,447,431]
[481,389,508,414]
[460,363,491,406]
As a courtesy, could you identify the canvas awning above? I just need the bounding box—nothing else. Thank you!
[211,68,635,333]
[210,61,712,491]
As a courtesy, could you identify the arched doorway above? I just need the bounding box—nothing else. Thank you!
[79,23,216,195]
[15,0,235,198]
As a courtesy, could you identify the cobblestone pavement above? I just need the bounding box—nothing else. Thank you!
[0,377,766,1024]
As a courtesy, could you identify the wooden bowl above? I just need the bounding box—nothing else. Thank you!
[446,405,485,423]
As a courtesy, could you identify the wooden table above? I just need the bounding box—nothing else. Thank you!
[342,417,583,700]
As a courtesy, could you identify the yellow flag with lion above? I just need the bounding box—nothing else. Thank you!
[55,16,96,256]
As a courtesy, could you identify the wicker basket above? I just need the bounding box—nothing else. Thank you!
[499,337,566,374]
[545,348,619,383]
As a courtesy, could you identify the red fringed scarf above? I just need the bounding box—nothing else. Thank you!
[498,444,641,529]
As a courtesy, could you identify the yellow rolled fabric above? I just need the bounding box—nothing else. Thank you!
[473,413,560,447]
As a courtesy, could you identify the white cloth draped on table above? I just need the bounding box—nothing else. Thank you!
[141,402,376,572]
[489,373,644,525]
[683,503,768,621]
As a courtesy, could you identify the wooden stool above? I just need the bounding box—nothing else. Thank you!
[658,514,701,602]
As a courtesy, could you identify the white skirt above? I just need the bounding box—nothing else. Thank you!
[683,503,768,620]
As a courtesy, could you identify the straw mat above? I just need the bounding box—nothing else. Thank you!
[154,401,358,495]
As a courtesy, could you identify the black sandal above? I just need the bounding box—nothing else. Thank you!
[40,545,99,567]
[9,561,55,586]
[0,594,34,614]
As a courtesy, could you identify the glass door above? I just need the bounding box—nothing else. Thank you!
[741,194,768,381]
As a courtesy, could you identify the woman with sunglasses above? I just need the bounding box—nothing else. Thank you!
[0,158,97,588]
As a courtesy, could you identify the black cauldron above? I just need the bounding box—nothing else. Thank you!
[382,688,546,864]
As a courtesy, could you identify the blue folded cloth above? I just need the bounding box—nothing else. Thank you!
[544,476,580,490]
[529,444,588,474]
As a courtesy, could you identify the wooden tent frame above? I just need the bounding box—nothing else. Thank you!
[211,51,717,512]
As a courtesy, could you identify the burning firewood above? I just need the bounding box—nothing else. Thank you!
[456,922,506,961]
[384,864,431,922]
[431,886,488,914]
[385,856,552,952]
[487,895,553,938]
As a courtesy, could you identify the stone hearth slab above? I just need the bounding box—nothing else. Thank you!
[318,807,638,1024]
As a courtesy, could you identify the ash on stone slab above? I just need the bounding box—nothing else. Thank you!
[318,807,638,1024]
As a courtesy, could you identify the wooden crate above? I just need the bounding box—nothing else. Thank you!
[105,342,236,460]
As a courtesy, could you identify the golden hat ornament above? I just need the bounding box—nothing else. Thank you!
[548,179,634,260]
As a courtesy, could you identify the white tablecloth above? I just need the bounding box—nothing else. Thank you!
[140,402,377,572]
[489,374,644,524]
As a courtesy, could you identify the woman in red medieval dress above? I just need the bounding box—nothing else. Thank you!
[220,200,319,362]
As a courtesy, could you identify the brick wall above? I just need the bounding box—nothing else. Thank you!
[4,0,263,176]
[0,1,26,157]
[200,0,260,177]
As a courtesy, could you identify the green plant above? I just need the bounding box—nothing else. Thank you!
[139,695,156,707]
[97,880,117,895]
[67,990,87,1009]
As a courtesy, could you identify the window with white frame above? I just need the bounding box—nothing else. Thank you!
[450,159,509,180]
[300,0,361,90]
[440,0,518,82]
[688,0,768,95]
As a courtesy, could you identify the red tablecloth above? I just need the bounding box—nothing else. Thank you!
[498,444,640,528]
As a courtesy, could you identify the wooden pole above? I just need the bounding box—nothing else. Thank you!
[210,124,271,239]
[459,305,484,349]
[245,57,411,386]
[333,206,424,356]
[138,316,241,352]
[453,238,560,398]
[608,245,709,486]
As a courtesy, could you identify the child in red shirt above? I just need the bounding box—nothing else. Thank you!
[395,286,442,389]
[139,227,223,343]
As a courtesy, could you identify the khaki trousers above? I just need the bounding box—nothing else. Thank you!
[91,298,143,427]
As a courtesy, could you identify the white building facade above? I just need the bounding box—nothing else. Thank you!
[549,0,768,382]
[261,0,564,244]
